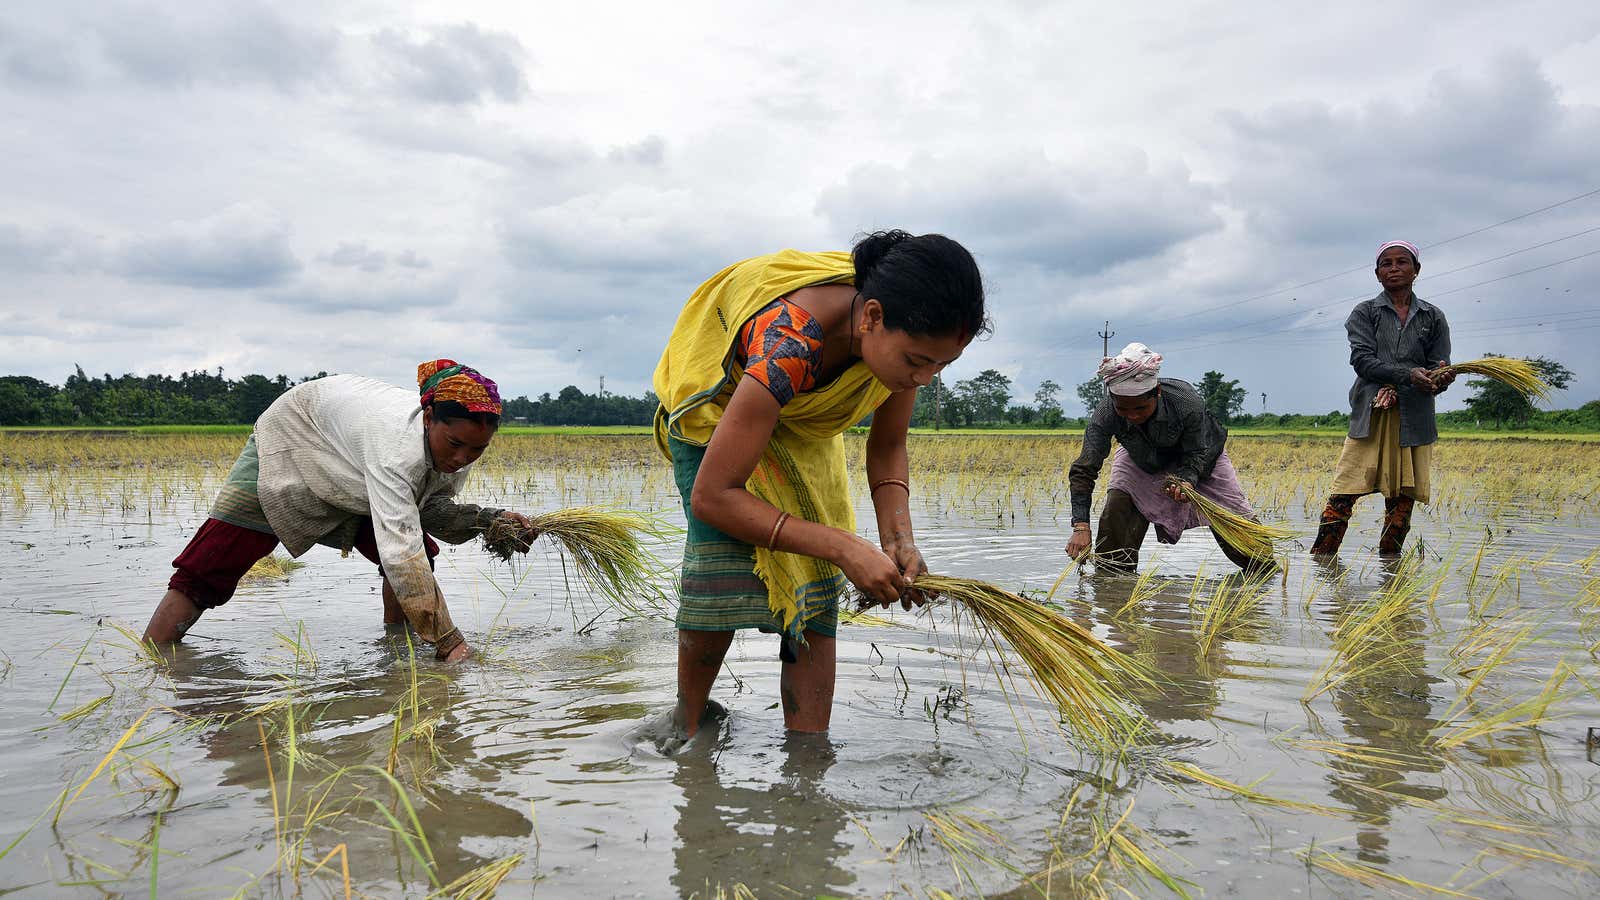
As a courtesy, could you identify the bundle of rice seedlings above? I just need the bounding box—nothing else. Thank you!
[481,507,672,614]
[902,574,1154,749]
[1168,481,1295,562]
[1433,356,1553,401]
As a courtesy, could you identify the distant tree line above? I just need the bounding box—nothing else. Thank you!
[0,354,1590,431]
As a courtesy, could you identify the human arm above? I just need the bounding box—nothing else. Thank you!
[1425,309,1454,393]
[366,463,466,659]
[418,491,532,545]
[1065,406,1114,558]
[691,377,909,606]
[865,387,927,608]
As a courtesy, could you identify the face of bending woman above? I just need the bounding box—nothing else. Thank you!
[423,408,498,474]
[1112,389,1159,425]
[856,298,971,393]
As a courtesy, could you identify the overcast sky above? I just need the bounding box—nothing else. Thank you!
[3,0,1598,413]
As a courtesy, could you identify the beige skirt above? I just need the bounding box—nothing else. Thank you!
[1329,407,1433,503]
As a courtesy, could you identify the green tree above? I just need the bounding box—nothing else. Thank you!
[1463,354,1574,428]
[1197,370,1247,423]
[1034,379,1063,427]
[1075,377,1105,415]
[953,369,1012,425]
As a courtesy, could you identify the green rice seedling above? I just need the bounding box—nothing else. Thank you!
[1303,557,1432,701]
[1433,357,1553,401]
[923,807,1022,896]
[839,607,896,627]
[58,691,115,725]
[432,853,525,899]
[1296,845,1479,897]
[482,506,674,614]
[241,554,306,582]
[906,574,1155,750]
[1163,761,1346,819]
[1168,480,1296,561]
[1190,568,1274,657]
[1434,663,1576,750]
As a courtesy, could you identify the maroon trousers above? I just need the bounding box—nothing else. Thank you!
[169,517,440,610]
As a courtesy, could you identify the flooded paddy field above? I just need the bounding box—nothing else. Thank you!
[2,431,1598,898]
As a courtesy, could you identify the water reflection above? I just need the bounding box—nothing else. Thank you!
[1313,555,1446,865]
[164,641,533,886]
[671,732,854,897]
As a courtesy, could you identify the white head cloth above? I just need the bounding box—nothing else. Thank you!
[1098,342,1163,397]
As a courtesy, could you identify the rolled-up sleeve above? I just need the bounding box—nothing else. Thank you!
[1068,407,1115,524]
[367,463,459,655]
[419,487,503,545]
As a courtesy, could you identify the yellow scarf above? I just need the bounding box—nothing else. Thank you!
[653,249,892,635]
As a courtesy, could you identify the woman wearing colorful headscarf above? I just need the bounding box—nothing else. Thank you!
[1310,240,1453,557]
[142,360,535,662]
[1065,342,1263,573]
[655,231,986,740]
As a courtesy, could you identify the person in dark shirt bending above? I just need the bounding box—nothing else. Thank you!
[1065,342,1266,574]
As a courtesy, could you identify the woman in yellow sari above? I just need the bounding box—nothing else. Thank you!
[654,230,986,740]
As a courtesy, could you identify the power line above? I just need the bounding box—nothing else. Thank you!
[1136,233,1600,351]
[1160,246,1600,352]
[1118,185,1600,330]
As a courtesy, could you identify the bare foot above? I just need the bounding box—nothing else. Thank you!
[441,642,474,663]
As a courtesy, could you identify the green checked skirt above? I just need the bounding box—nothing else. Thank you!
[669,437,838,638]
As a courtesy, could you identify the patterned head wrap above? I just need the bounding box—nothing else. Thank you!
[1098,342,1163,397]
[417,359,502,415]
[1376,240,1420,265]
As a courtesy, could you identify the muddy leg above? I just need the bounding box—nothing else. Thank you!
[1379,495,1416,556]
[143,589,204,643]
[1095,489,1149,575]
[779,629,837,733]
[1311,494,1357,555]
[675,629,735,738]
[381,579,405,625]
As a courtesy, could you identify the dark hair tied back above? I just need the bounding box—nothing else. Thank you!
[852,230,988,340]
[431,399,501,429]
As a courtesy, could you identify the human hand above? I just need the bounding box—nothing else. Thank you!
[1065,525,1092,560]
[1373,385,1397,409]
[1408,367,1436,392]
[1431,361,1455,392]
[840,537,912,608]
[1165,480,1193,503]
[883,538,930,609]
[496,511,539,551]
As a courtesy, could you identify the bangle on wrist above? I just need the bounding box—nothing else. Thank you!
[870,478,910,497]
[767,511,791,550]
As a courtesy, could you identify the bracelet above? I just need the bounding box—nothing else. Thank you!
[870,478,910,497]
[767,511,791,550]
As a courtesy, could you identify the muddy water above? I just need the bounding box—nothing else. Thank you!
[2,435,1598,897]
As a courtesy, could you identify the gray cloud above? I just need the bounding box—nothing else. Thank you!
[114,210,300,289]
[321,241,388,272]
[816,151,1222,276]
[0,20,85,87]
[370,23,528,105]
[92,5,340,91]
[1218,53,1600,249]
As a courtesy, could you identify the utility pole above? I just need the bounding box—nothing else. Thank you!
[598,375,605,399]
[1097,321,1116,358]
[1261,392,1267,414]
